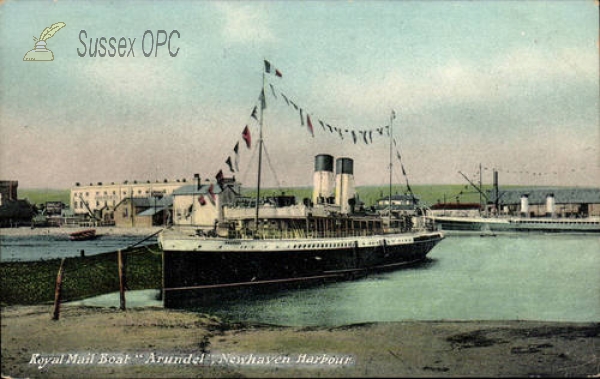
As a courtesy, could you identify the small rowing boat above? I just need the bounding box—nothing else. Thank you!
[69,229,97,241]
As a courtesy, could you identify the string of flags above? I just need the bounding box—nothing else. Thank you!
[480,166,590,176]
[211,60,412,197]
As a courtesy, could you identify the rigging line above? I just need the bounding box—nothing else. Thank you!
[238,142,260,189]
[261,141,283,190]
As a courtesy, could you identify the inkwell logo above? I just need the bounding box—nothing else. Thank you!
[23,22,66,61]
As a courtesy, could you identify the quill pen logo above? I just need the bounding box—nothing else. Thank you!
[23,22,66,61]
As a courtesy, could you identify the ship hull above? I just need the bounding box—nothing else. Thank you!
[429,216,600,234]
[159,231,443,308]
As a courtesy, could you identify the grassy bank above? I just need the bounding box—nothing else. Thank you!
[0,246,162,306]
[20,185,532,209]
[241,184,507,206]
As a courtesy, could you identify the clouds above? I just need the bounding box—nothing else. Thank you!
[1,1,598,189]
[213,2,277,44]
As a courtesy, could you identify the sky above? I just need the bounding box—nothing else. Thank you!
[1,0,598,190]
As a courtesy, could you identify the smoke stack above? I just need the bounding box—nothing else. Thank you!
[493,170,499,211]
[312,154,335,205]
[335,157,355,214]
[520,194,529,217]
[546,193,555,218]
[194,173,201,190]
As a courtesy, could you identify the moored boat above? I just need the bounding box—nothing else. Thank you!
[158,62,444,308]
[428,215,600,234]
[69,229,97,241]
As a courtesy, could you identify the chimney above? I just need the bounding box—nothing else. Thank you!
[312,154,335,205]
[545,193,555,218]
[194,173,201,190]
[520,194,529,217]
[335,157,355,214]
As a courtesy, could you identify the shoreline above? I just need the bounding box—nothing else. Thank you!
[1,304,598,378]
[0,226,164,237]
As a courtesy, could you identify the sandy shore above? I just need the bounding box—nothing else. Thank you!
[1,304,598,378]
[0,226,164,238]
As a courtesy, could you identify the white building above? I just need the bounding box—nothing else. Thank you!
[70,180,187,215]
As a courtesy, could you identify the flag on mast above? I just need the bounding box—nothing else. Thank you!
[225,157,234,173]
[259,89,266,110]
[215,170,224,186]
[242,126,251,148]
[233,142,240,171]
[306,114,314,137]
[264,60,282,77]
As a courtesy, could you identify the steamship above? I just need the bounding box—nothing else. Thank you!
[427,170,600,234]
[158,70,444,308]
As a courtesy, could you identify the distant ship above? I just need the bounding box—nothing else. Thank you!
[428,214,600,234]
[427,169,600,234]
[158,64,444,308]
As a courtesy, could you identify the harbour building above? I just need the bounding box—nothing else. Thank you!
[488,187,600,218]
[69,179,188,225]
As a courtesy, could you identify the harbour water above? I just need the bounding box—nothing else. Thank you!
[201,234,600,326]
[2,233,598,326]
[0,234,157,262]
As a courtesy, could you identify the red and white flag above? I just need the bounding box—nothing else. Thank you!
[264,60,282,77]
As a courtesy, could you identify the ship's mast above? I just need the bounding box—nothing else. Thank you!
[388,110,394,227]
[254,69,266,237]
[479,163,483,216]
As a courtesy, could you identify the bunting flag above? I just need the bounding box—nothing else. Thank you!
[267,84,416,147]
[260,89,266,110]
[198,195,206,206]
[396,151,402,161]
[401,164,407,176]
[264,60,283,77]
[306,114,314,137]
[225,157,234,173]
[242,126,251,148]
[208,184,216,204]
[251,106,258,120]
[215,169,224,185]
[233,142,240,171]
[269,83,277,99]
